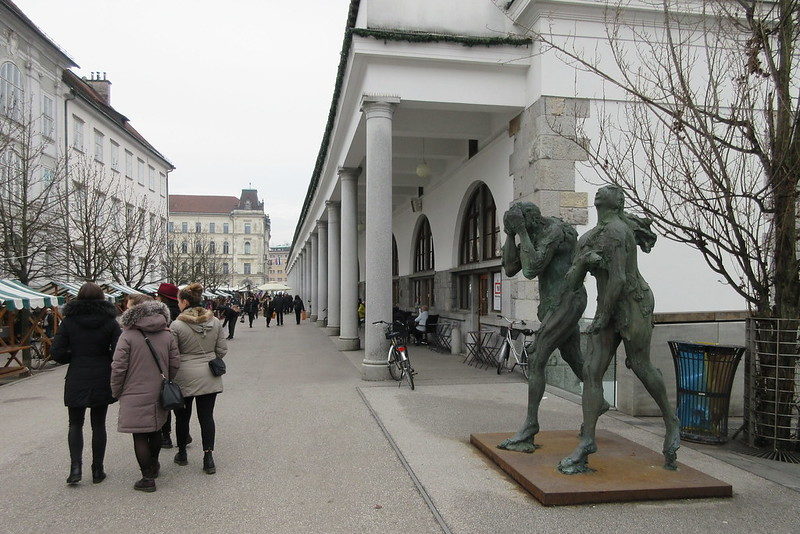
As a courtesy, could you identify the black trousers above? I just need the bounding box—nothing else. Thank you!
[248,312,255,327]
[275,311,284,326]
[175,393,217,451]
[266,309,274,326]
[227,318,237,338]
[67,405,108,465]
[295,309,302,324]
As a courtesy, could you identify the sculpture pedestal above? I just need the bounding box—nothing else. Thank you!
[471,430,732,506]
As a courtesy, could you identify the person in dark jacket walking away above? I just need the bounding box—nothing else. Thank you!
[111,296,180,492]
[274,293,285,326]
[171,283,227,474]
[51,282,121,486]
[220,303,240,339]
[154,282,181,449]
[293,295,305,325]
[245,296,257,328]
[264,295,275,327]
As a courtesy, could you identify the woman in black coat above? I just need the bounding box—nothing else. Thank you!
[51,282,121,485]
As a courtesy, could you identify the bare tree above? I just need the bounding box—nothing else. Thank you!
[494,0,800,451]
[59,155,121,282]
[0,102,69,284]
[165,232,227,289]
[109,187,167,288]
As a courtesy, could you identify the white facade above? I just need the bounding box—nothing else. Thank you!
[288,0,747,388]
[267,245,289,284]
[169,191,271,289]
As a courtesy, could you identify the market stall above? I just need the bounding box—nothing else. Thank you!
[0,280,64,377]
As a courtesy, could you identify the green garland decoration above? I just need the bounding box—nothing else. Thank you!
[351,28,531,47]
[290,2,530,259]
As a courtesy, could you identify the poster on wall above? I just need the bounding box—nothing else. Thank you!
[493,272,502,311]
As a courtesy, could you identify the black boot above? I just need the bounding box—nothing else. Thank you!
[203,450,216,474]
[66,461,82,485]
[134,477,156,492]
[161,432,173,449]
[91,463,106,484]
[187,434,193,445]
[174,448,188,466]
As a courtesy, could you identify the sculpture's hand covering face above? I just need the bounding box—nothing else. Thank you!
[504,207,526,236]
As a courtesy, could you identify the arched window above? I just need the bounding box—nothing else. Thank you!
[414,217,434,272]
[223,241,230,254]
[209,241,216,254]
[460,183,499,264]
[180,241,187,254]
[244,241,251,254]
[0,62,22,118]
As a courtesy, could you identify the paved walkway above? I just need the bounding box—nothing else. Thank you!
[2,318,799,533]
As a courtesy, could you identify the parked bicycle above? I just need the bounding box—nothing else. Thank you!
[496,314,533,379]
[374,320,416,390]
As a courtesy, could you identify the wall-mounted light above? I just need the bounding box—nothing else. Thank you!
[415,138,430,178]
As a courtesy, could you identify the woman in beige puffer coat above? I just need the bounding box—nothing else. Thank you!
[170,283,227,474]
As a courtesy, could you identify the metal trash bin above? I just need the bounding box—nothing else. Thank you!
[669,341,745,444]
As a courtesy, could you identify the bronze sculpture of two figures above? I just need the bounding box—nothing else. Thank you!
[498,185,681,474]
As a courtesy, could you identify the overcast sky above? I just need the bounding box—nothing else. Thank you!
[16,0,351,245]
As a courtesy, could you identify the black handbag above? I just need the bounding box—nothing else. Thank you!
[140,330,185,410]
[208,357,226,377]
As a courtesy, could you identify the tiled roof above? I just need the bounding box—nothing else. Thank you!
[63,70,174,169]
[169,195,240,214]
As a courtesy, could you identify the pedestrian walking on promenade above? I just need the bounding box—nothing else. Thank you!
[293,295,304,325]
[111,295,180,493]
[245,296,257,328]
[51,282,121,486]
[264,295,275,327]
[155,282,181,449]
[220,303,240,340]
[274,293,285,326]
[170,283,227,474]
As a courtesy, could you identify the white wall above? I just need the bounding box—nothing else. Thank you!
[363,0,514,36]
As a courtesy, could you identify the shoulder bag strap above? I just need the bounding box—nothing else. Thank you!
[139,330,166,379]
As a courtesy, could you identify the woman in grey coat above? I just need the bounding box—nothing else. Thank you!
[111,296,180,492]
[170,283,227,474]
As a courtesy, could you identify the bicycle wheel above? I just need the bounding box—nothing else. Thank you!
[496,343,510,374]
[388,349,403,381]
[403,360,415,390]
[519,351,529,380]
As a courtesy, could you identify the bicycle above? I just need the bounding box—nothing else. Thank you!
[496,314,533,379]
[374,320,415,390]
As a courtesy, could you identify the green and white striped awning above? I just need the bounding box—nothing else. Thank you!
[0,280,64,311]
[103,282,142,295]
[39,280,121,303]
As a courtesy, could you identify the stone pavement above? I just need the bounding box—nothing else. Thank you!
[1,317,799,533]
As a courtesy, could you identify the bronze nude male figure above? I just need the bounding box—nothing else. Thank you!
[557,185,680,473]
[497,202,592,452]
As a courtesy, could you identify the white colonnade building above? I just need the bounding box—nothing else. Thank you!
[286,0,747,410]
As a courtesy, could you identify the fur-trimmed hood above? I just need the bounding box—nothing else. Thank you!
[176,306,214,325]
[121,301,170,333]
[63,299,118,329]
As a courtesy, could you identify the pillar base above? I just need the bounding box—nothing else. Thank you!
[336,337,360,351]
[316,319,328,327]
[361,359,391,381]
[323,326,340,337]
[309,314,318,322]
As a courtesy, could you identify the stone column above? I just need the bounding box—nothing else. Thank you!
[361,95,399,380]
[316,220,328,326]
[325,201,341,336]
[310,233,318,322]
[337,167,360,351]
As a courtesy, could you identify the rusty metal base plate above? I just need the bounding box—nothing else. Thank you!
[471,430,732,506]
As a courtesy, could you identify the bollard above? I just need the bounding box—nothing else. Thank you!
[450,324,462,355]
